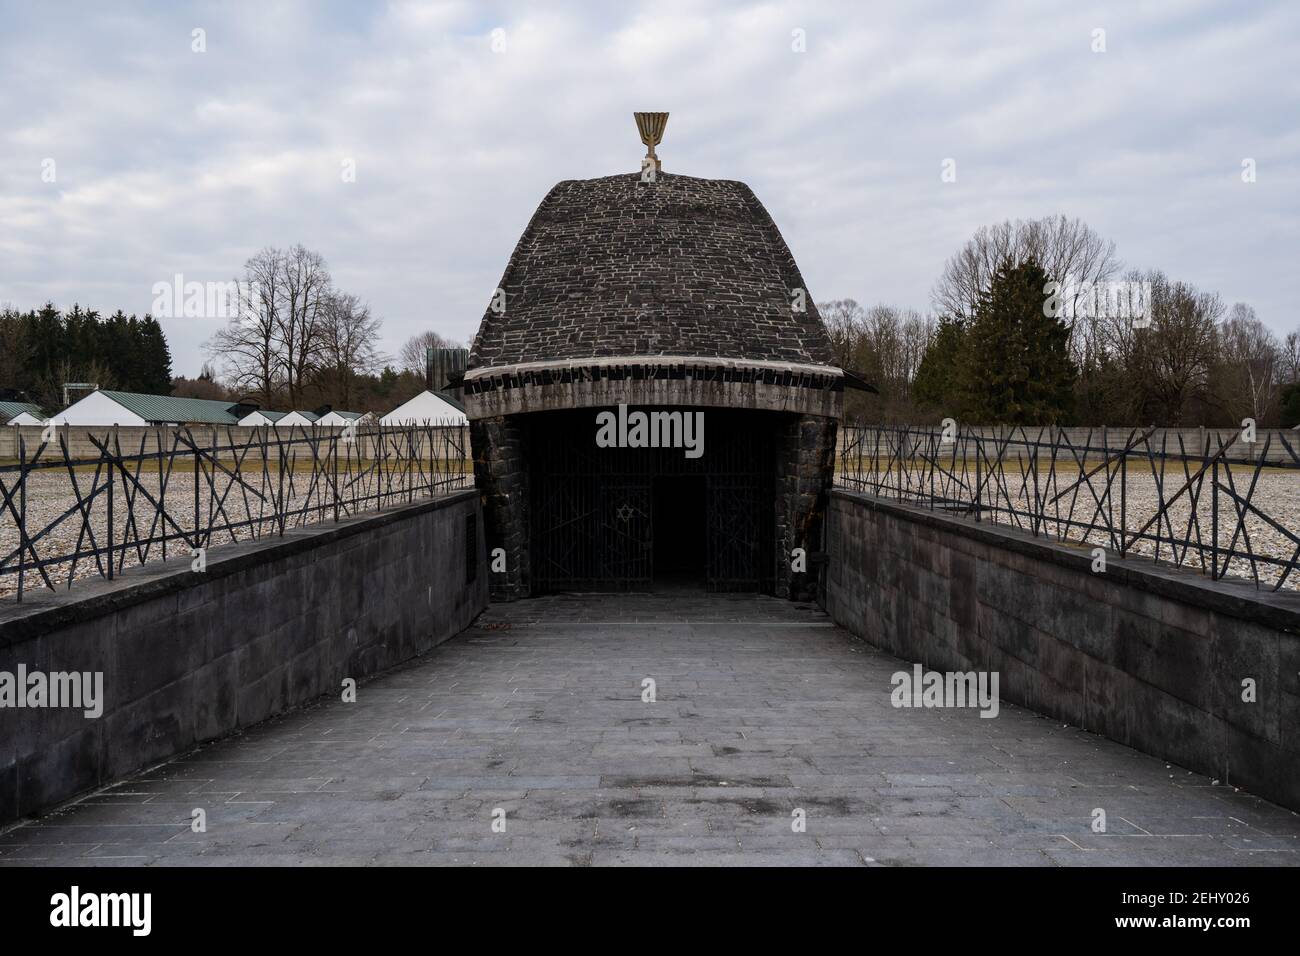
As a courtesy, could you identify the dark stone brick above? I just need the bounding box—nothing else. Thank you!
[16,723,101,817]
[0,493,488,826]
[464,172,844,371]
[1083,657,1136,741]
[1211,618,1281,743]
[0,760,15,826]
[101,675,193,779]
[191,654,239,742]
[112,599,205,706]
[825,490,1300,812]
[1113,609,1212,708]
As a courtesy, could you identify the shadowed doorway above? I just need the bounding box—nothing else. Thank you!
[653,475,706,588]
[527,408,778,593]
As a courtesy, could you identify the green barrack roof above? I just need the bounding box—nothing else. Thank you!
[0,400,45,422]
[100,390,244,425]
[436,391,466,414]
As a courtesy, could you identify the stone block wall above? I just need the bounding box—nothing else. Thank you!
[470,416,531,601]
[0,491,487,825]
[775,415,838,600]
[824,490,1300,811]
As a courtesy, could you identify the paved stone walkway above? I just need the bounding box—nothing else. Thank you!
[3,592,1298,866]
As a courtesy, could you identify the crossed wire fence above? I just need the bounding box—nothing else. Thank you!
[1,423,472,602]
[8,420,1299,600]
[837,424,1300,592]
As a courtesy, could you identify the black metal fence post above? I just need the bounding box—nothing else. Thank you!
[106,430,115,581]
[16,433,26,601]
[1211,457,1220,581]
[1119,435,1128,558]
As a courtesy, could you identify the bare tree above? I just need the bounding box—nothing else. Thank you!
[276,244,331,406]
[932,215,1119,361]
[861,305,903,387]
[204,248,284,407]
[851,305,935,397]
[203,244,337,408]
[399,330,463,376]
[1281,329,1300,385]
[1215,303,1280,423]
[899,309,936,397]
[818,300,935,422]
[316,292,384,409]
[172,363,234,401]
[817,299,866,371]
[1103,270,1222,424]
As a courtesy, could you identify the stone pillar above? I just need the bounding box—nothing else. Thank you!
[774,414,838,601]
[470,416,531,601]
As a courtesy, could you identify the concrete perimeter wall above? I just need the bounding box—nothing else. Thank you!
[824,490,1300,811]
[0,490,487,825]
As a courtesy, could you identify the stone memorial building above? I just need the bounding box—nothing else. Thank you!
[464,114,849,601]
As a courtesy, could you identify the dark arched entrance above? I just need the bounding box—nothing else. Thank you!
[527,408,778,592]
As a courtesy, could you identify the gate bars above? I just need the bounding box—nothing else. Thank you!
[836,424,1300,592]
[0,423,470,602]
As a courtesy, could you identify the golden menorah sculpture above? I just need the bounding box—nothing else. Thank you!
[634,112,668,172]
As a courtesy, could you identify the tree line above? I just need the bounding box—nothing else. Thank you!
[2,242,462,417]
[202,244,385,411]
[8,230,1296,428]
[823,215,1300,427]
[197,244,464,414]
[0,305,172,412]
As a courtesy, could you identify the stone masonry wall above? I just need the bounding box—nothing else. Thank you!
[0,491,487,825]
[824,490,1300,811]
[775,416,838,600]
[470,417,530,601]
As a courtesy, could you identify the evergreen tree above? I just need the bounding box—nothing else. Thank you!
[1281,383,1300,429]
[103,310,134,388]
[912,316,967,414]
[2,303,176,407]
[28,303,64,382]
[957,258,1076,424]
[137,316,173,392]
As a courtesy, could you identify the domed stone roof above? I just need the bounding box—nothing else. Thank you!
[467,172,837,374]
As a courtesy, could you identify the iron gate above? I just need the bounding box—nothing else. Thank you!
[529,409,776,592]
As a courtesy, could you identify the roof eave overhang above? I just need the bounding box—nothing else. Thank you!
[463,354,844,383]
[461,355,845,421]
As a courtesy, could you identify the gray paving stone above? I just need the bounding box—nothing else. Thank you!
[3,591,1298,866]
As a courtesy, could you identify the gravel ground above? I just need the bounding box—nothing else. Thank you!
[1,467,469,600]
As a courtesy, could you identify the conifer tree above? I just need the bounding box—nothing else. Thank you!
[957,258,1076,424]
[912,316,967,415]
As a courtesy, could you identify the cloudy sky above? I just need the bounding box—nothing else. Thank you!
[2,0,1297,376]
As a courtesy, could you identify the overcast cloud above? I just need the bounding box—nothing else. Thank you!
[2,0,1297,375]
